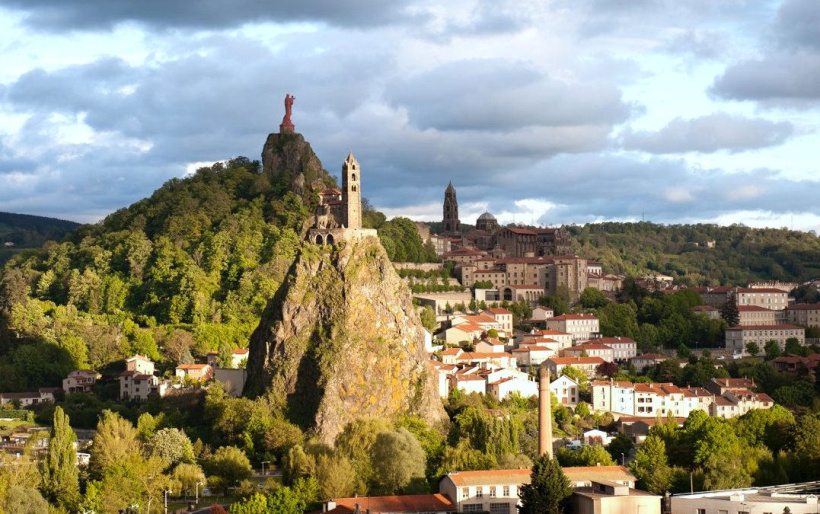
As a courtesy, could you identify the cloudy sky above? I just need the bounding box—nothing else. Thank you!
[0,0,818,232]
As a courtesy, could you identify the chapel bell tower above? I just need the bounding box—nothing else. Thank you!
[342,151,362,230]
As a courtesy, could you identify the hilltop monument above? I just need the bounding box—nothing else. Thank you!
[280,93,295,133]
[245,107,446,443]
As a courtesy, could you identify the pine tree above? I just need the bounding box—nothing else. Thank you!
[720,292,740,327]
[518,455,572,514]
[41,406,79,509]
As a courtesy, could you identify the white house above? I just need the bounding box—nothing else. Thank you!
[562,342,615,363]
[474,338,506,354]
[230,348,249,368]
[482,308,513,334]
[518,329,573,349]
[511,346,556,369]
[546,356,605,378]
[63,369,100,394]
[550,375,580,408]
[487,376,538,400]
[545,314,600,342]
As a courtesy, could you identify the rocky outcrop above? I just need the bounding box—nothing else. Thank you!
[261,132,331,197]
[244,236,446,444]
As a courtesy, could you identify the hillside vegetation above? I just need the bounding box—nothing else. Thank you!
[0,212,80,267]
[0,155,433,392]
[571,222,820,285]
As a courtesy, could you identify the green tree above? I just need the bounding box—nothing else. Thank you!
[336,418,391,485]
[518,455,571,514]
[146,428,195,468]
[2,486,50,514]
[206,446,253,495]
[419,305,437,332]
[630,435,671,494]
[764,340,782,360]
[315,453,358,500]
[171,463,206,498]
[745,341,760,357]
[556,445,614,467]
[89,410,140,478]
[580,287,608,309]
[282,445,315,487]
[606,433,634,464]
[720,293,739,326]
[41,406,79,509]
[369,428,426,495]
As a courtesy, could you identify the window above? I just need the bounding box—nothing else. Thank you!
[502,486,510,497]
[463,505,483,513]
[490,503,511,514]
[476,486,483,498]
[489,486,496,498]
[462,487,469,498]
[696,509,706,514]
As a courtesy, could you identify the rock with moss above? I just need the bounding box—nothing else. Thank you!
[244,236,446,444]
[261,132,334,198]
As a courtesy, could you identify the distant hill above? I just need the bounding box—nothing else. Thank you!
[570,221,820,285]
[0,212,81,267]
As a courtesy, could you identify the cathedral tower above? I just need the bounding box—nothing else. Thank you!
[442,182,461,235]
[342,151,362,229]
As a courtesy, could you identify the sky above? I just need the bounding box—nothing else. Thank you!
[0,0,818,232]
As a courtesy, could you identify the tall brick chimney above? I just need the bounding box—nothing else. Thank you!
[538,366,553,458]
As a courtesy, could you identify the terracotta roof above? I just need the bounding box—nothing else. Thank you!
[737,305,773,312]
[630,353,668,360]
[0,392,41,400]
[727,325,802,330]
[176,364,210,370]
[563,466,634,483]
[548,356,605,365]
[787,303,820,311]
[512,347,551,353]
[523,330,569,337]
[737,287,787,293]
[440,348,463,356]
[232,348,249,355]
[594,337,636,345]
[591,380,633,387]
[443,468,532,487]
[568,342,613,350]
[330,494,454,513]
[550,314,598,320]
[457,351,513,360]
[693,305,717,311]
[485,308,512,315]
[712,378,755,388]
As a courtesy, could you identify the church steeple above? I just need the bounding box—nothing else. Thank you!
[442,181,461,235]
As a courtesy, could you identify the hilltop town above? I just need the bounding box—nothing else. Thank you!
[0,100,818,514]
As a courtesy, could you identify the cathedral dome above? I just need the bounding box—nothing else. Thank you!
[478,211,496,221]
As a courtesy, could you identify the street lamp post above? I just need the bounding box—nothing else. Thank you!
[164,489,172,514]
[621,453,625,466]
[195,482,203,504]
[262,460,270,476]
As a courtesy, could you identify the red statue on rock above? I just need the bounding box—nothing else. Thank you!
[280,93,295,133]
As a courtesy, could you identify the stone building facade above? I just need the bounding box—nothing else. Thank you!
[307,151,376,245]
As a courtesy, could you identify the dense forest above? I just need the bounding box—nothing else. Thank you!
[0,212,80,267]
[570,221,820,285]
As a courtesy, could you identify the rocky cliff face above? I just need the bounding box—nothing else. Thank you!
[244,236,446,444]
[261,132,331,197]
